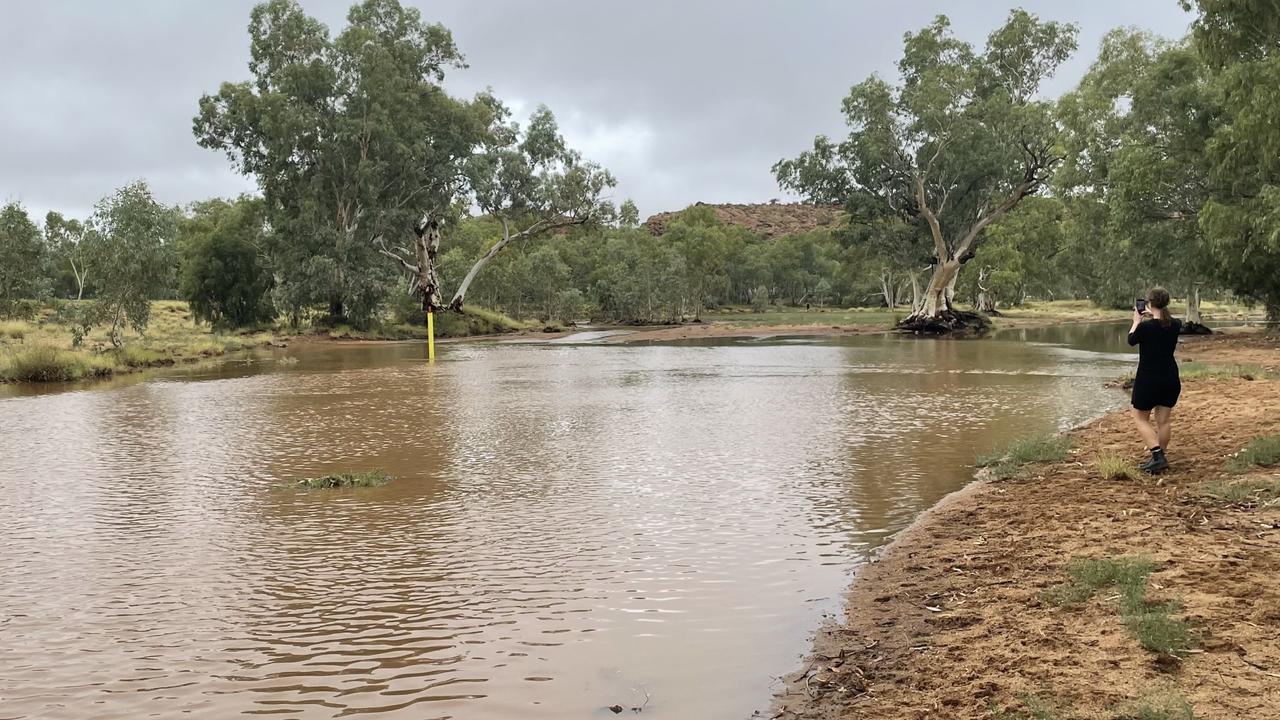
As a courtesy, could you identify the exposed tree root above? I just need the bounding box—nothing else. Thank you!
[895,309,992,335]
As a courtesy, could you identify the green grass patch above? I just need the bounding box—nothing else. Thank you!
[1096,454,1141,481]
[433,306,533,338]
[1178,361,1266,381]
[977,433,1071,479]
[111,344,170,368]
[1042,556,1195,657]
[0,344,117,382]
[1225,434,1280,472]
[296,470,393,489]
[1113,690,1195,720]
[1203,478,1280,508]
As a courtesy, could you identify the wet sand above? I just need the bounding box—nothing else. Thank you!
[773,329,1280,720]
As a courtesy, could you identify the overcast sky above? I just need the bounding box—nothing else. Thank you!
[1,1,1192,223]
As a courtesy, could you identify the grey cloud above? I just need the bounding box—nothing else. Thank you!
[1,0,1191,222]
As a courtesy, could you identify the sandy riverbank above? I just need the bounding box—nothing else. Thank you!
[772,329,1280,720]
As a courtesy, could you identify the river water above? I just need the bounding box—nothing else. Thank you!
[0,323,1136,719]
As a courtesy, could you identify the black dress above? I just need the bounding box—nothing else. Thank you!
[1127,318,1182,411]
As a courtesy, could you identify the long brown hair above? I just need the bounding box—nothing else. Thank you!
[1147,287,1172,328]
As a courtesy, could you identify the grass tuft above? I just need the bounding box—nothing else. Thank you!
[1096,454,1140,481]
[1203,478,1280,508]
[296,470,392,490]
[991,694,1069,720]
[977,433,1071,479]
[111,345,169,368]
[0,320,30,341]
[1042,556,1195,657]
[1113,690,1195,720]
[1225,434,1280,472]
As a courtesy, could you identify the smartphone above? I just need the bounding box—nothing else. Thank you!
[1135,298,1147,313]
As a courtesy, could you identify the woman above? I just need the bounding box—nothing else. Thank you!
[1127,287,1182,473]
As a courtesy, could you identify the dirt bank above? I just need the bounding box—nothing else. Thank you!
[773,330,1280,720]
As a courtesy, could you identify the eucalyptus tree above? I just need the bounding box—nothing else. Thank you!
[1057,30,1218,329]
[0,203,46,316]
[43,212,91,300]
[179,198,275,327]
[1181,0,1280,320]
[86,181,178,346]
[775,11,1077,332]
[195,0,492,327]
[446,105,616,311]
[197,0,613,327]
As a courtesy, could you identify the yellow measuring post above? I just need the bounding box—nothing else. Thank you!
[427,310,436,361]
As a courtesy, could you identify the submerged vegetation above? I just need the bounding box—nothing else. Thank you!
[1041,556,1195,657]
[296,471,393,490]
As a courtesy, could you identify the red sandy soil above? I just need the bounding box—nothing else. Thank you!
[772,330,1280,720]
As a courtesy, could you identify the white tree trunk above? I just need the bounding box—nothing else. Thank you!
[907,260,961,321]
[1186,284,1202,325]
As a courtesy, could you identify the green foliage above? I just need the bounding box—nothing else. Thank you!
[178,197,275,328]
[1181,0,1280,320]
[296,470,392,489]
[86,181,179,347]
[0,203,48,316]
[1226,434,1280,472]
[43,211,92,300]
[776,11,1077,320]
[1042,556,1195,657]
[195,0,486,327]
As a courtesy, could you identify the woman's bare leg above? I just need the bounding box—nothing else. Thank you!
[1153,406,1173,449]
[1131,408,1160,450]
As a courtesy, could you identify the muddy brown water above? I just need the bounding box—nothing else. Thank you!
[0,324,1139,719]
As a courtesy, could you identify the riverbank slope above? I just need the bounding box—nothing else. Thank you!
[774,329,1280,719]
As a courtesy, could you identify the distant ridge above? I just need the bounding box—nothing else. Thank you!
[643,202,845,239]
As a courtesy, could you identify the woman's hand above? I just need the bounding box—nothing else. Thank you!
[1131,308,1143,331]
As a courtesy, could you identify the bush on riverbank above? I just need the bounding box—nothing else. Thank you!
[296,471,392,489]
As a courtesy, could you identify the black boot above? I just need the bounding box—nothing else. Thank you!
[1140,447,1169,474]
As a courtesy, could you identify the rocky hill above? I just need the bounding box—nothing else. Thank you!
[643,202,844,239]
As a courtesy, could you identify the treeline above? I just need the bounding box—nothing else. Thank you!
[3,0,1279,335]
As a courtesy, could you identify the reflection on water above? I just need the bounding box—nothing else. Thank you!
[0,328,1133,719]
